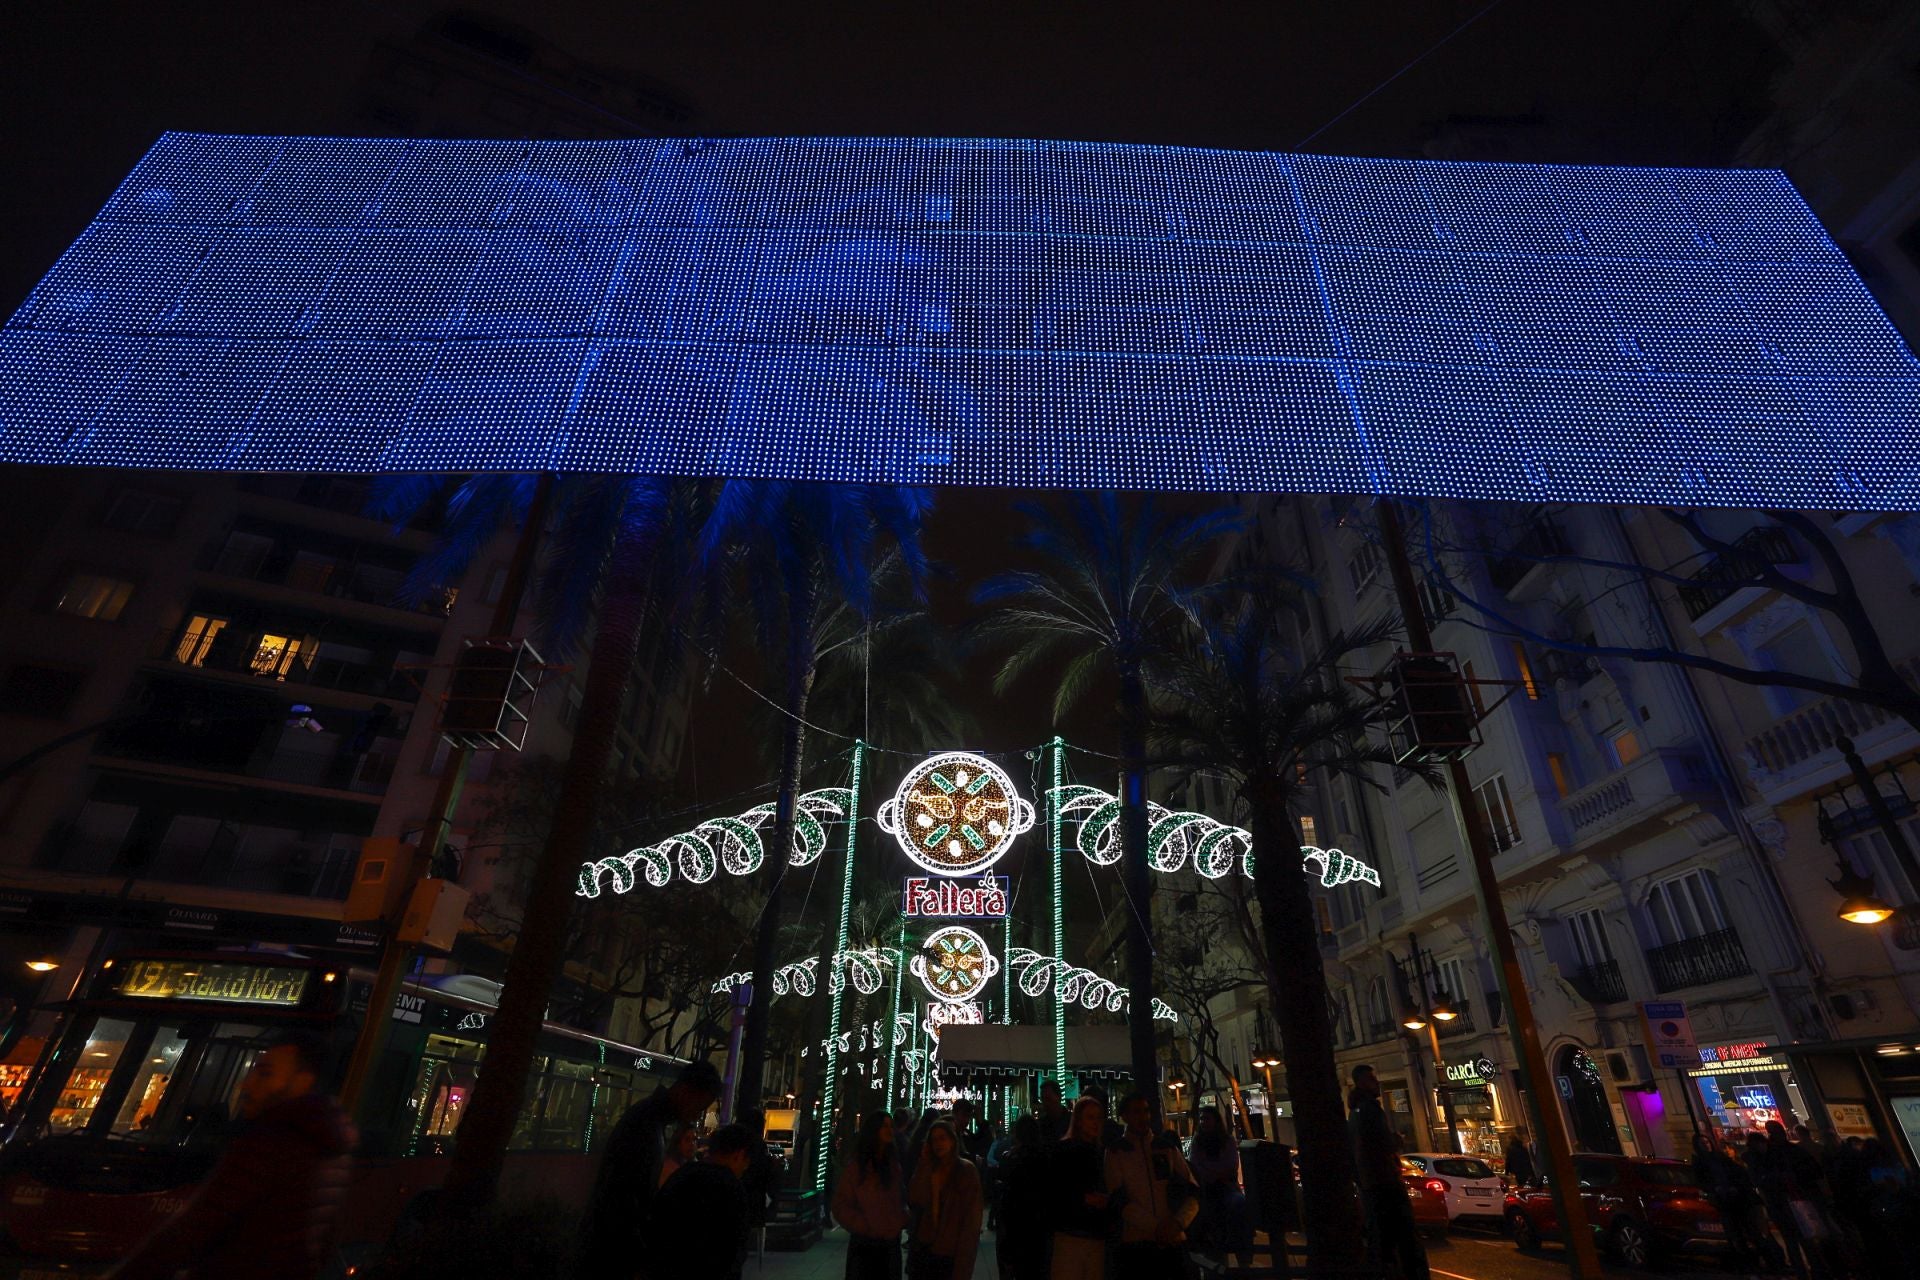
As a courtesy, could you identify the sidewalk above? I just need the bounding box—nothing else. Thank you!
[748,1228,999,1280]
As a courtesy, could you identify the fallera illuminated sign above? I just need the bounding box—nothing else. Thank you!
[902,875,1010,919]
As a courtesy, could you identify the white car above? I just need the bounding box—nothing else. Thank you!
[1400,1153,1505,1223]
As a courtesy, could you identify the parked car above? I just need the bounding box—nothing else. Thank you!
[1401,1152,1505,1224]
[1505,1153,1725,1268]
[1401,1158,1451,1237]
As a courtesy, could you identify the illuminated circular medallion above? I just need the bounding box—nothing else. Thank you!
[877,751,1035,876]
[911,925,1000,1004]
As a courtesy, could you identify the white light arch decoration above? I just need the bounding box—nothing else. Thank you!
[911,924,1001,1003]
[878,752,1036,876]
[710,947,894,999]
[577,786,853,895]
[1007,948,1180,1022]
[1049,785,1378,887]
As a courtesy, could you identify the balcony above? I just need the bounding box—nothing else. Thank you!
[149,627,421,704]
[1646,927,1752,992]
[1436,1003,1477,1039]
[1487,516,1572,596]
[1677,524,1797,622]
[200,534,455,619]
[1557,747,1712,851]
[1741,656,1920,791]
[1571,959,1629,1004]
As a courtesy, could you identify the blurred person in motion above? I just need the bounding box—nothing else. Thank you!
[735,1107,781,1258]
[1350,1064,1427,1280]
[833,1110,909,1280]
[994,1115,1050,1280]
[907,1119,983,1280]
[1188,1106,1250,1272]
[1503,1128,1536,1189]
[578,1058,722,1277]
[1047,1096,1110,1280]
[1103,1092,1196,1280]
[642,1123,755,1280]
[109,1031,355,1280]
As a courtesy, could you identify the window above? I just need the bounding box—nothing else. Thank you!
[1347,541,1383,593]
[1418,577,1455,625]
[1839,821,1920,906]
[1367,979,1391,1032]
[1647,869,1728,945]
[211,531,275,579]
[1753,620,1841,716]
[54,573,133,621]
[1299,815,1318,847]
[1546,753,1574,798]
[1315,897,1335,934]
[100,489,184,536]
[1605,727,1643,768]
[1473,774,1520,850]
[1569,908,1616,967]
[1435,956,1471,1009]
[173,615,229,666]
[248,633,310,679]
[1510,642,1539,699]
[0,665,86,719]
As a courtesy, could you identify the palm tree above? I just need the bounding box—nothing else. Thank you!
[694,481,933,1118]
[1152,584,1411,1273]
[972,493,1240,1098]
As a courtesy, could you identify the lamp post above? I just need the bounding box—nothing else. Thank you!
[1250,1050,1281,1137]
[1818,792,1901,925]
[1397,934,1460,1154]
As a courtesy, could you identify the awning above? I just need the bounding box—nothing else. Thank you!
[937,1023,1130,1072]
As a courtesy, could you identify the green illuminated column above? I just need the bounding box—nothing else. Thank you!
[1049,735,1068,1091]
[887,918,905,1104]
[816,741,864,1194]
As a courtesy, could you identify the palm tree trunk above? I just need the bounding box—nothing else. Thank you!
[1117,669,1159,1104]
[1247,793,1363,1273]
[443,521,657,1205]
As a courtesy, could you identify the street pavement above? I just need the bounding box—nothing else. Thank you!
[749,1221,1742,1280]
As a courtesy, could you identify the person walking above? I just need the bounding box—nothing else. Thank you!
[995,1115,1051,1280]
[1103,1092,1197,1280]
[1751,1124,1825,1278]
[1048,1095,1111,1280]
[108,1032,355,1280]
[1692,1131,1777,1271]
[1188,1107,1251,1272]
[1349,1064,1428,1280]
[1036,1080,1071,1143]
[906,1120,984,1280]
[578,1058,722,1278]
[1503,1129,1536,1189]
[834,1111,910,1280]
[642,1123,756,1280]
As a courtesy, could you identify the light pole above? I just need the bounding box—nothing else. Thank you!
[1250,1049,1281,1136]
[1398,933,1461,1153]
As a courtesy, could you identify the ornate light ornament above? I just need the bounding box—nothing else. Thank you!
[879,752,1035,876]
[911,925,1001,1003]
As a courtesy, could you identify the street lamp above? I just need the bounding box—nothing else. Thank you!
[1820,795,1902,926]
[24,959,58,973]
[1401,1009,1429,1032]
[1429,992,1459,1022]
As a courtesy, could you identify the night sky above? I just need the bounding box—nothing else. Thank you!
[0,0,1785,801]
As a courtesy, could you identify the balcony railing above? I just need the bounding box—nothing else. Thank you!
[1743,656,1920,778]
[1677,524,1797,621]
[1571,959,1628,1004]
[150,628,420,702]
[1436,1005,1477,1038]
[1488,517,1572,593]
[1646,927,1752,992]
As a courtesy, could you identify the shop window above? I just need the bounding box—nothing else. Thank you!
[0,664,86,719]
[1647,868,1728,944]
[173,614,229,666]
[1473,774,1520,851]
[54,573,133,621]
[49,1018,135,1132]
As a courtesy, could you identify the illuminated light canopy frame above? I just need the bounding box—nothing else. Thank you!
[3,134,1916,510]
[1008,948,1179,1023]
[711,946,893,999]
[576,786,851,895]
[1051,784,1379,887]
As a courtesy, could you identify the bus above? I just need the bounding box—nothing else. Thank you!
[0,947,685,1277]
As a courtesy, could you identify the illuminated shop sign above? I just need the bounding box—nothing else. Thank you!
[1699,1041,1772,1064]
[1445,1056,1498,1087]
[1688,1042,1785,1078]
[902,875,1010,918]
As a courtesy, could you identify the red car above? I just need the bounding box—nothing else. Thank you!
[1505,1153,1724,1268]
[1402,1158,1451,1237]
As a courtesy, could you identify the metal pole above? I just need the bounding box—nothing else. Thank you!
[1410,933,1460,1153]
[1049,736,1068,1091]
[1377,499,1602,1280]
[339,472,554,1115]
[817,742,863,1193]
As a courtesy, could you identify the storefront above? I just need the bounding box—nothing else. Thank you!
[1687,1040,1811,1143]
[1439,1054,1508,1160]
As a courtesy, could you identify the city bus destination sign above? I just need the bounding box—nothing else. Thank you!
[113,958,311,1006]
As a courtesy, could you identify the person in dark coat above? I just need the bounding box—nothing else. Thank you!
[109,1031,356,1280]
[994,1115,1050,1280]
[735,1107,781,1237]
[1350,1064,1428,1280]
[1048,1096,1112,1280]
[642,1124,755,1280]
[1035,1080,1070,1143]
[578,1058,722,1278]
[1503,1129,1536,1188]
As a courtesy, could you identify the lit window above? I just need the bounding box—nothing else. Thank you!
[1509,642,1539,699]
[1607,728,1642,768]
[1546,753,1573,799]
[174,615,229,666]
[249,633,307,679]
[55,574,134,621]
[1300,815,1318,846]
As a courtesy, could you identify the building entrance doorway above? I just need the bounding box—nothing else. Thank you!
[1557,1046,1622,1154]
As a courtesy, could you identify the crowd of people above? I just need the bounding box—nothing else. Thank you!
[831,1083,1215,1280]
[1688,1120,1918,1278]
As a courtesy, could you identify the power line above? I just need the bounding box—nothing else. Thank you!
[1295,0,1510,150]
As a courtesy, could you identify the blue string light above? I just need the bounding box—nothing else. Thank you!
[3,133,1914,508]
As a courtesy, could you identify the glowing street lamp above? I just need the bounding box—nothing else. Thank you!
[25,959,58,973]
[1401,1010,1429,1032]
[1429,993,1459,1023]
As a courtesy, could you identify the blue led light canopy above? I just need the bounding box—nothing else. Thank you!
[3,133,1917,508]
